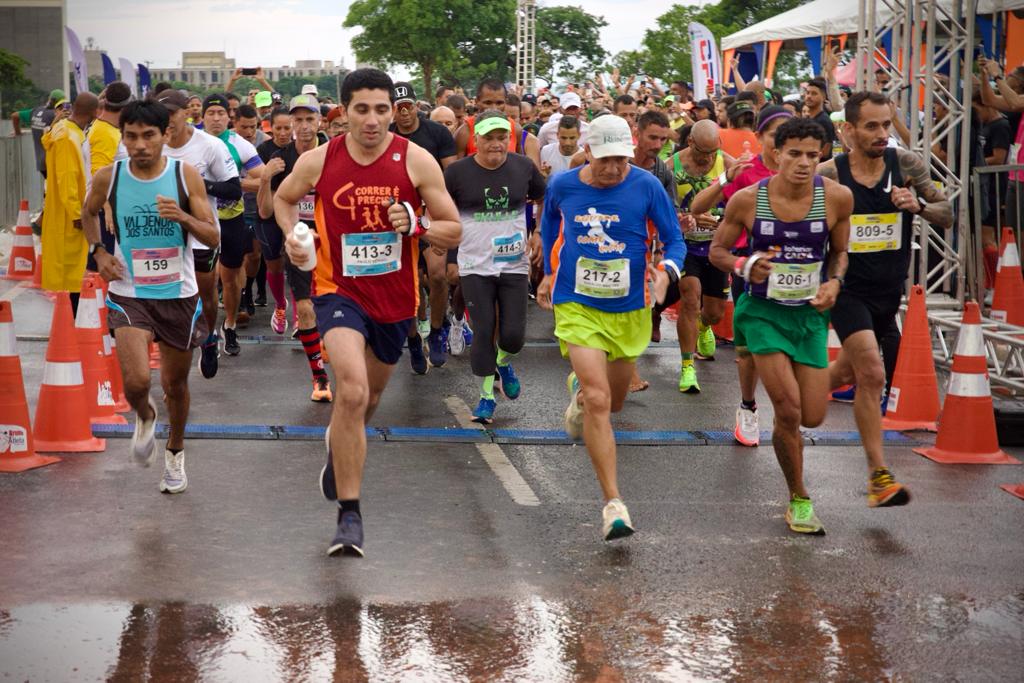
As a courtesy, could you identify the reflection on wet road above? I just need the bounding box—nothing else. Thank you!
[2,591,1021,680]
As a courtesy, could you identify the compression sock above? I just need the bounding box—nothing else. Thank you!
[298,327,327,380]
[481,374,496,400]
[267,271,286,309]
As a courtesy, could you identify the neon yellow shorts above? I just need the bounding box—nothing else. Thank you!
[554,302,652,362]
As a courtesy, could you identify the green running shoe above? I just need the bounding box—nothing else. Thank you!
[678,364,700,394]
[697,325,716,359]
[785,495,825,535]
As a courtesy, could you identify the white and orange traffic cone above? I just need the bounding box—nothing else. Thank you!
[0,301,60,472]
[3,200,36,281]
[76,278,126,425]
[914,302,1019,465]
[882,285,940,431]
[991,228,1023,326]
[88,274,129,412]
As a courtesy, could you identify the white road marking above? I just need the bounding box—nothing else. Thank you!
[444,395,540,507]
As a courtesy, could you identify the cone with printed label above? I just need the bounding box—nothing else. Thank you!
[76,278,126,425]
[89,274,129,412]
[3,200,36,281]
[712,283,734,343]
[828,325,853,400]
[0,301,60,472]
[990,228,1024,326]
[882,285,939,431]
[914,302,1018,465]
[33,292,105,452]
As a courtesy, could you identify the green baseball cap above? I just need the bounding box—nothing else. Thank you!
[474,115,512,137]
[254,90,273,108]
[49,89,65,101]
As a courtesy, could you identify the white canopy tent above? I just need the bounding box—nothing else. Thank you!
[723,0,1024,50]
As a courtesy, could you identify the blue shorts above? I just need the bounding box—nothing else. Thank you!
[313,293,413,365]
[253,219,284,261]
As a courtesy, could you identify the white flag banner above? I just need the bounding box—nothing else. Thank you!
[688,22,722,101]
[66,27,88,96]
[119,58,138,97]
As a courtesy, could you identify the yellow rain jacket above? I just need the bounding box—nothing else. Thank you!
[41,118,88,292]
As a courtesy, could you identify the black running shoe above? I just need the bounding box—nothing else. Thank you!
[408,335,428,375]
[328,510,364,557]
[199,334,219,379]
[223,326,241,356]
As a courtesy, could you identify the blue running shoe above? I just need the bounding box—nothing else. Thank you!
[408,335,428,375]
[320,426,336,501]
[497,363,521,400]
[831,385,856,402]
[472,397,496,424]
[327,510,364,557]
[462,320,474,347]
[427,328,447,367]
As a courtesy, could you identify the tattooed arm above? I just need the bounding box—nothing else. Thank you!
[897,148,953,229]
[816,159,839,180]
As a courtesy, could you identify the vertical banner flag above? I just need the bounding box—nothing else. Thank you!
[138,64,151,97]
[119,58,138,97]
[688,22,722,100]
[101,53,117,85]
[66,27,88,95]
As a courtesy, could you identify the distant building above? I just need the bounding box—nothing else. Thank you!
[148,52,346,90]
[0,0,67,94]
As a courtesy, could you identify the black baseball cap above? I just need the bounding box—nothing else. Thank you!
[522,93,537,105]
[393,82,416,105]
[202,93,230,115]
[155,89,189,112]
[694,99,715,113]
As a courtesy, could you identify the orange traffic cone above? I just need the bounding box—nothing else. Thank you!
[27,253,42,289]
[712,286,734,343]
[1001,483,1024,500]
[828,325,853,400]
[3,200,36,281]
[883,285,939,431]
[914,302,1019,465]
[33,292,106,452]
[0,301,60,472]
[88,274,129,412]
[991,228,1024,326]
[76,278,126,425]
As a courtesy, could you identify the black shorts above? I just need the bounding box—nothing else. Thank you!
[253,219,284,261]
[831,290,901,343]
[218,215,253,269]
[193,248,219,274]
[312,293,413,365]
[447,246,459,266]
[106,292,207,351]
[682,252,729,300]
[286,260,312,300]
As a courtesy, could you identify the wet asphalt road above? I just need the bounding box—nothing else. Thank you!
[1,282,1022,681]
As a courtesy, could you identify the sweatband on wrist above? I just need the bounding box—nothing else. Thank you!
[733,256,748,278]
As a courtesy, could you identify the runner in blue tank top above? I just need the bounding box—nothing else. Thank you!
[83,100,219,496]
[710,118,853,536]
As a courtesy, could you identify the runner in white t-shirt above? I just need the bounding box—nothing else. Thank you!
[539,114,582,178]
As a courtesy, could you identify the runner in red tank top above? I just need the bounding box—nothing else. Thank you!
[274,68,461,558]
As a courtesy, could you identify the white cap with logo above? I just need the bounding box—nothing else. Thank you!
[560,91,582,110]
[301,84,318,96]
[585,115,635,159]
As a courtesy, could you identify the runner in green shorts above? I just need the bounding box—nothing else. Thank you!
[538,114,685,542]
[710,118,852,536]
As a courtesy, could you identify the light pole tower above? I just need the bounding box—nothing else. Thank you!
[516,0,536,93]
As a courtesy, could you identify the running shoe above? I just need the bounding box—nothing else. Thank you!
[472,397,496,424]
[320,425,336,501]
[449,316,466,356]
[271,307,287,334]
[734,405,759,447]
[223,326,240,356]
[311,376,333,403]
[697,325,716,359]
[462,319,474,347]
[786,495,825,535]
[602,498,635,541]
[408,335,428,375]
[254,290,268,307]
[328,510,365,557]
[678,364,701,394]
[564,372,583,440]
[497,363,521,400]
[199,333,219,379]
[158,449,188,494]
[651,309,662,343]
[831,385,856,402]
[868,467,911,508]
[427,328,447,367]
[131,395,159,467]
[416,318,430,339]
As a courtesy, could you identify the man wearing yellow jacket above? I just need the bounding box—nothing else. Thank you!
[40,93,97,307]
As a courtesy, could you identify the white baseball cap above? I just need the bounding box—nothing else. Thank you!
[585,115,635,159]
[301,84,318,96]
[560,91,582,110]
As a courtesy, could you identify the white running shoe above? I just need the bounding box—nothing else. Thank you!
[602,498,635,541]
[734,405,760,447]
[448,317,466,356]
[131,396,159,467]
[158,449,188,494]
[564,372,584,440]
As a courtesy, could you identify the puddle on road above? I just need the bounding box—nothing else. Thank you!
[1,592,1021,681]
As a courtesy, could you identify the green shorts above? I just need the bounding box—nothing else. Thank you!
[733,292,830,368]
[554,302,652,362]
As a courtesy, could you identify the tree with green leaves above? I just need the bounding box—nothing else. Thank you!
[0,48,42,118]
[534,6,608,86]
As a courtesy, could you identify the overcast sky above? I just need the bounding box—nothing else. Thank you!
[67,0,688,74]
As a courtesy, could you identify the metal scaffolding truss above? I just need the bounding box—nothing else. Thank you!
[515,0,536,94]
